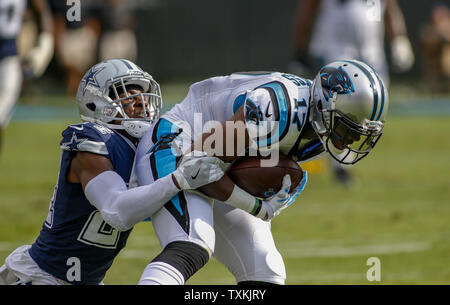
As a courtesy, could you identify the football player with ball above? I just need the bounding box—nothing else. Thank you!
[134,59,389,285]
[0,59,224,285]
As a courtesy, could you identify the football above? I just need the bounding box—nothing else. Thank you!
[226,153,303,199]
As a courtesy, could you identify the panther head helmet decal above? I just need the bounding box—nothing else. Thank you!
[319,66,355,101]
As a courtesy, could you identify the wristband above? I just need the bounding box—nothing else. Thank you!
[224,185,258,214]
[224,185,268,219]
[250,198,263,216]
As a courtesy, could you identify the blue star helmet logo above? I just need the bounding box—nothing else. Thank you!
[320,66,355,101]
[81,66,105,94]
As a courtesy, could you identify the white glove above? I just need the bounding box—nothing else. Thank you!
[391,35,414,72]
[22,32,54,79]
[172,151,224,190]
[258,172,308,221]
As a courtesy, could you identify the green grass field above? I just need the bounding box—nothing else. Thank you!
[1,107,450,284]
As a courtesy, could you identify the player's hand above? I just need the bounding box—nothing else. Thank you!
[391,35,414,72]
[172,151,225,190]
[258,172,308,221]
[22,32,54,79]
[285,170,308,206]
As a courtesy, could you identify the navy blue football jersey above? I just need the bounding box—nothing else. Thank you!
[28,122,136,285]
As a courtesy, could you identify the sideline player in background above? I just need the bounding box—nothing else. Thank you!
[0,0,54,154]
[0,59,223,285]
[134,59,388,285]
[289,0,414,187]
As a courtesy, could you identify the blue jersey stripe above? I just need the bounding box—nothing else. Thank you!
[233,93,247,113]
[257,82,291,146]
[149,118,190,233]
[153,118,183,216]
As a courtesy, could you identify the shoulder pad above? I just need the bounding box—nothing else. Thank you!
[60,123,109,155]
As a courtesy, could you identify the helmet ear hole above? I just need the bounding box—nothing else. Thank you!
[86,103,96,112]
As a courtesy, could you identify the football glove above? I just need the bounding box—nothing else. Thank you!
[22,32,54,79]
[258,171,308,221]
[391,35,414,72]
[172,151,224,190]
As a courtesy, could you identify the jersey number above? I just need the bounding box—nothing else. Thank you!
[77,211,121,249]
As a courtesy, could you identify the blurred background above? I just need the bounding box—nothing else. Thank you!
[0,0,449,284]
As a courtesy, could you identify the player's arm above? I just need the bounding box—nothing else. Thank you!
[30,0,53,34]
[23,0,55,78]
[190,103,305,221]
[190,105,249,164]
[70,151,223,231]
[293,0,321,53]
[188,107,283,218]
[190,104,247,202]
[385,0,414,72]
[291,0,322,69]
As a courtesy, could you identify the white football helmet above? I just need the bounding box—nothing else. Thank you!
[76,59,162,139]
[309,60,389,164]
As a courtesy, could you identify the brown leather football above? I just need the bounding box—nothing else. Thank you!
[226,154,303,199]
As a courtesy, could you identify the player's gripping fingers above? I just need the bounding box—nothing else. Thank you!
[199,157,225,184]
[259,175,293,221]
[286,171,308,206]
[175,155,225,190]
[274,174,291,204]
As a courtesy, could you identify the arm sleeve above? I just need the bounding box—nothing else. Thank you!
[84,170,180,231]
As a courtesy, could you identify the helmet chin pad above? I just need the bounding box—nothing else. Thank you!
[121,120,152,139]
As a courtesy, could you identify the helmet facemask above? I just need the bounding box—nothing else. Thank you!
[321,108,383,164]
[87,73,162,139]
[109,77,161,119]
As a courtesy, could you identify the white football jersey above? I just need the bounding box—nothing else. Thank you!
[0,0,26,39]
[309,0,388,81]
[163,72,313,155]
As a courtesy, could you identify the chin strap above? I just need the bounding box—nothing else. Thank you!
[80,115,151,139]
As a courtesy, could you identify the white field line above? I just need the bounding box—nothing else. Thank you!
[278,241,431,258]
[286,272,425,283]
[119,240,432,260]
[0,238,432,260]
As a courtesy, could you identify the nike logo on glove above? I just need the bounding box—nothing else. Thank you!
[191,168,200,180]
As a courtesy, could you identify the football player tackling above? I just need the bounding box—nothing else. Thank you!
[0,59,223,285]
[134,60,388,285]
